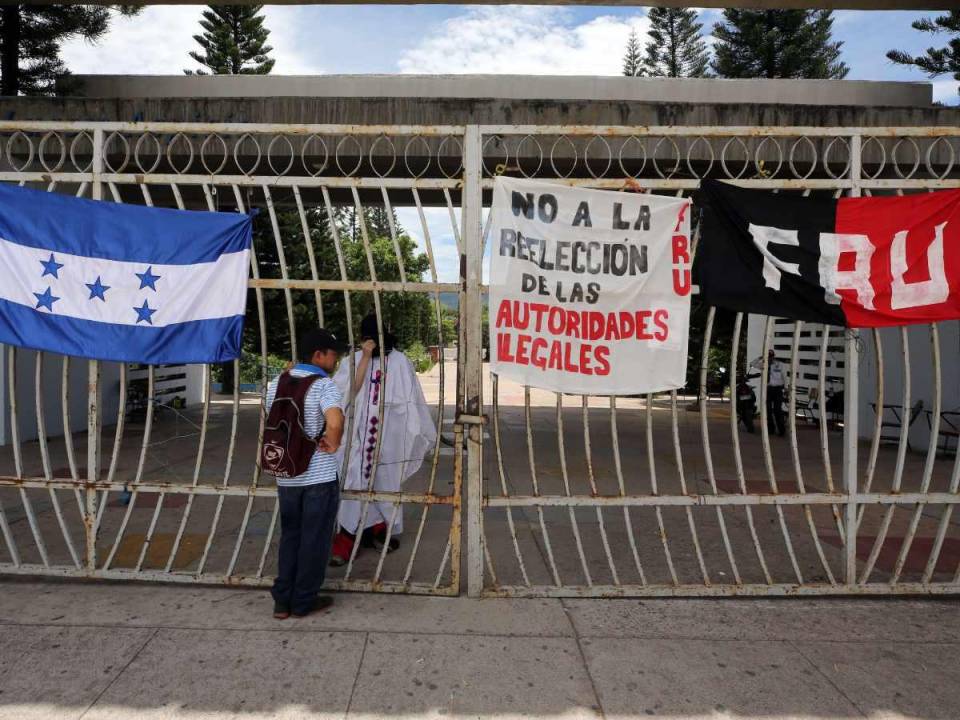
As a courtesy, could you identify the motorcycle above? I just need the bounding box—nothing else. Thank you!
[736,377,757,433]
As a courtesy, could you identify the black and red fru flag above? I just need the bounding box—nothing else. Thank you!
[693,180,960,327]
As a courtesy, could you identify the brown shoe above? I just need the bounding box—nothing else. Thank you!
[292,595,334,618]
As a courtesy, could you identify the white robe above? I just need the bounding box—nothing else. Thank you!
[333,349,436,535]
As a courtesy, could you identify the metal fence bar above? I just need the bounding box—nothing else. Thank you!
[462,124,485,598]
[890,324,941,584]
[583,395,620,585]
[401,187,450,587]
[759,318,803,584]
[647,393,678,585]
[788,322,837,585]
[859,326,911,584]
[292,185,326,325]
[490,375,531,586]
[612,396,646,584]
[859,328,884,526]
[341,185,390,581]
[697,307,741,582]
[818,326,846,542]
[35,352,80,568]
[842,134,864,587]
[8,347,49,566]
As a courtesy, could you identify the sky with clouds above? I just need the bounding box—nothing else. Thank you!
[59,6,958,282]
[60,6,958,100]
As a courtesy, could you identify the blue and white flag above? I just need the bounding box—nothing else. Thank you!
[0,184,252,364]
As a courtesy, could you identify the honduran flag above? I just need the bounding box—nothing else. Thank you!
[693,180,960,327]
[0,184,252,364]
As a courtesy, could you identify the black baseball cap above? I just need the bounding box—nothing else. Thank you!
[299,327,349,360]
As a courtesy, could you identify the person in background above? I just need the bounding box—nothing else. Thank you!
[264,328,347,619]
[766,349,787,437]
[330,313,437,566]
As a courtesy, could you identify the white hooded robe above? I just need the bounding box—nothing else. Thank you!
[333,349,436,535]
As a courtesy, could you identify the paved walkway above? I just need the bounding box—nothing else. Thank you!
[1,579,958,719]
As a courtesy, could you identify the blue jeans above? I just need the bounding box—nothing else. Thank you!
[271,481,340,614]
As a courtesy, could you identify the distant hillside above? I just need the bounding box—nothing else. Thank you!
[437,292,488,310]
[439,292,458,310]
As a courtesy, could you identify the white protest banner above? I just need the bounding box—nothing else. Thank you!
[488,177,692,395]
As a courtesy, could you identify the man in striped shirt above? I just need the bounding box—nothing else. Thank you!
[265,327,347,619]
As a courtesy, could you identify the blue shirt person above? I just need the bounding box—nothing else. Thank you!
[264,327,347,619]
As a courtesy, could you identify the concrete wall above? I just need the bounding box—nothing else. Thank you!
[0,353,206,450]
[1,86,952,131]
[0,350,122,448]
[857,324,960,450]
[71,75,932,108]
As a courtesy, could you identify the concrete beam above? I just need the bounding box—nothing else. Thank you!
[72,75,932,108]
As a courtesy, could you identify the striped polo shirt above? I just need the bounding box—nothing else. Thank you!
[264,365,344,487]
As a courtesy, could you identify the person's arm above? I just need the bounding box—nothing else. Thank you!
[318,406,344,454]
[316,380,345,454]
[352,339,376,394]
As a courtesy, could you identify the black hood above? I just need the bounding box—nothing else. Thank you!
[360,314,396,357]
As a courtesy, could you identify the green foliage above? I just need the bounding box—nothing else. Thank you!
[245,196,442,364]
[643,8,710,78]
[0,5,141,96]
[888,11,960,96]
[711,10,848,79]
[186,5,275,75]
[441,306,458,347]
[212,351,288,386]
[685,300,734,394]
[622,28,643,77]
[405,342,435,374]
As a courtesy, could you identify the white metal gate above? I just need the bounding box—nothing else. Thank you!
[0,121,958,598]
[0,122,466,595]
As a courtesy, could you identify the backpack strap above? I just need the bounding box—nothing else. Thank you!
[273,371,326,439]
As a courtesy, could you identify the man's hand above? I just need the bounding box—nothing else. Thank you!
[318,435,339,454]
[361,339,376,357]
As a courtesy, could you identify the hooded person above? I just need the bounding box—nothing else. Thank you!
[329,313,437,565]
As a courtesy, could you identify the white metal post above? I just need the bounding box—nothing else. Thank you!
[85,128,104,571]
[462,125,485,597]
[843,134,862,585]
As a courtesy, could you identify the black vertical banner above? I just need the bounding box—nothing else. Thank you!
[693,180,846,325]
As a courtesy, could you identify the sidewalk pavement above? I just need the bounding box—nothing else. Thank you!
[1,579,958,720]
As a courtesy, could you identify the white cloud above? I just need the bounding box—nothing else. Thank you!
[932,79,960,106]
[396,206,461,283]
[60,6,321,76]
[61,7,202,75]
[263,7,325,75]
[398,6,649,76]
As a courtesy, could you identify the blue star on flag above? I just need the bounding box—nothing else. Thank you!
[34,286,60,312]
[40,253,64,279]
[133,299,156,325]
[136,266,161,291]
[86,276,110,301]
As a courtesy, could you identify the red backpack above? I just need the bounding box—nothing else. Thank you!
[261,372,326,479]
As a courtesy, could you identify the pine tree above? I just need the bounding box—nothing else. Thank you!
[643,7,710,78]
[888,11,960,98]
[0,6,140,96]
[186,5,275,75]
[622,28,643,77]
[712,10,848,79]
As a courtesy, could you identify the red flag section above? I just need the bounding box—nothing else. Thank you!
[834,190,960,327]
